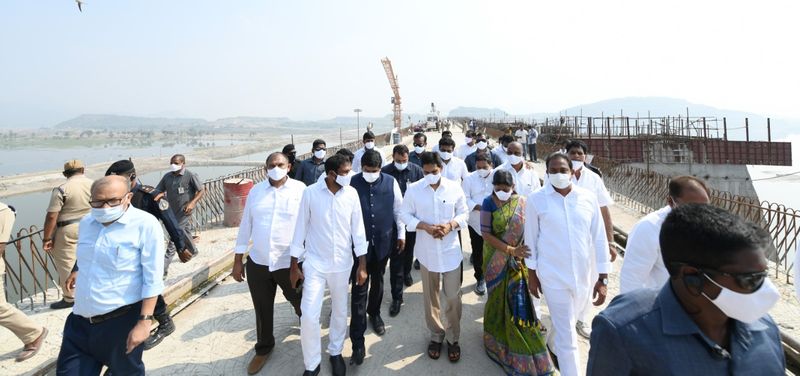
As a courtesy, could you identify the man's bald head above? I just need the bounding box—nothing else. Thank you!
[91,175,131,201]
[507,142,524,156]
[668,176,711,207]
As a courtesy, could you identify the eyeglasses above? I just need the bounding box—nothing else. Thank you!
[672,262,768,292]
[89,195,128,208]
[313,147,326,152]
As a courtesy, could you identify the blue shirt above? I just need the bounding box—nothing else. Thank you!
[587,283,785,376]
[295,157,326,186]
[73,207,165,317]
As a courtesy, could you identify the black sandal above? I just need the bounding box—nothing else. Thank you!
[427,341,442,359]
[447,341,461,362]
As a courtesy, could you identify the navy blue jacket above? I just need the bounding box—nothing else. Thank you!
[465,149,503,172]
[381,162,424,196]
[350,173,399,263]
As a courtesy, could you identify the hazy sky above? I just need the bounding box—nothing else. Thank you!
[1,0,798,125]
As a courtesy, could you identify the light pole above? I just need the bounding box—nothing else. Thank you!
[354,108,362,142]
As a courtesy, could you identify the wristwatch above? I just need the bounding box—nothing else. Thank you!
[138,315,155,321]
[599,278,609,286]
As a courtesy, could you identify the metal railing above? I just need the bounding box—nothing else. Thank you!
[3,226,61,310]
[602,163,799,283]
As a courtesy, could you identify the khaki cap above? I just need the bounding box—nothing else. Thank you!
[63,159,84,172]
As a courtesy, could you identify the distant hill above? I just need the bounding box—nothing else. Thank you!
[55,114,208,129]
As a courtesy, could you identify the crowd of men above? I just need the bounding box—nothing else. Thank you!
[0,126,792,375]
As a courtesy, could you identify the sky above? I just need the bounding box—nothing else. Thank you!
[1,0,799,126]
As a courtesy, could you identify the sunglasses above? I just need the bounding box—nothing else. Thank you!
[673,262,768,292]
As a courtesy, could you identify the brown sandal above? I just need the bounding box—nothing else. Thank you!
[427,341,442,359]
[447,341,461,362]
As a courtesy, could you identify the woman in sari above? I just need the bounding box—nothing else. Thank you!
[481,170,554,376]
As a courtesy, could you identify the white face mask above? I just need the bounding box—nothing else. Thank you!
[494,189,512,201]
[335,172,352,187]
[476,141,488,150]
[313,149,326,159]
[549,173,572,189]
[702,275,780,324]
[267,167,287,181]
[170,164,182,172]
[364,141,375,150]
[508,155,523,165]
[477,169,491,178]
[571,160,584,171]
[91,202,127,224]
[424,172,440,185]
[414,146,425,154]
[362,171,380,183]
[439,151,453,161]
[464,137,473,144]
[394,162,408,171]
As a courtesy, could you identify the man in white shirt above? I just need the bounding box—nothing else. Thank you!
[352,131,387,174]
[524,152,611,376]
[565,140,616,339]
[462,154,494,295]
[431,130,452,154]
[491,142,541,198]
[289,154,369,376]
[400,151,469,363]
[514,126,529,160]
[619,176,710,294]
[454,130,477,160]
[526,126,539,162]
[438,137,469,183]
[231,152,305,375]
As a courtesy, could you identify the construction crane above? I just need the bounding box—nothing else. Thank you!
[381,57,402,132]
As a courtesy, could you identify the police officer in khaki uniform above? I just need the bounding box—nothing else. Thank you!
[0,202,48,361]
[43,159,93,310]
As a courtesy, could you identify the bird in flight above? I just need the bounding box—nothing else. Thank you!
[76,0,84,12]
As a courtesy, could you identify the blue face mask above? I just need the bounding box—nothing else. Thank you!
[91,204,127,223]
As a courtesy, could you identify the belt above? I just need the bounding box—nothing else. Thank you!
[83,304,134,324]
[56,218,82,228]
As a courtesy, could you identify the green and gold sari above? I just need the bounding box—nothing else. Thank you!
[482,195,554,376]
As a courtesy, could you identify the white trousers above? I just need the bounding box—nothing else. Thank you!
[300,263,351,371]
[542,285,583,376]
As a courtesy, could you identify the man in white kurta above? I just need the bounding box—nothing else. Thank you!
[491,142,541,197]
[289,154,369,375]
[400,151,469,358]
[618,176,711,294]
[524,153,610,376]
[231,152,305,374]
[352,131,387,174]
[437,137,469,183]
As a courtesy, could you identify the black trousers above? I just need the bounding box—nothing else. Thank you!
[245,257,302,355]
[468,226,485,281]
[389,231,416,302]
[528,144,538,162]
[349,252,389,348]
[153,295,168,321]
[57,303,144,375]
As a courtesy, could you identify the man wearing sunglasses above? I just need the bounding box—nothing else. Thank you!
[587,204,784,375]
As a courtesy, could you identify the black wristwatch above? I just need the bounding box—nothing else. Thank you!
[139,315,154,321]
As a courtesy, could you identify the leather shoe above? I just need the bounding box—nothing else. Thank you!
[413,259,420,270]
[403,274,413,287]
[247,353,269,375]
[329,355,346,376]
[16,327,47,362]
[144,317,175,350]
[370,315,386,336]
[302,365,320,376]
[389,300,402,317]
[49,299,74,310]
[350,346,365,365]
